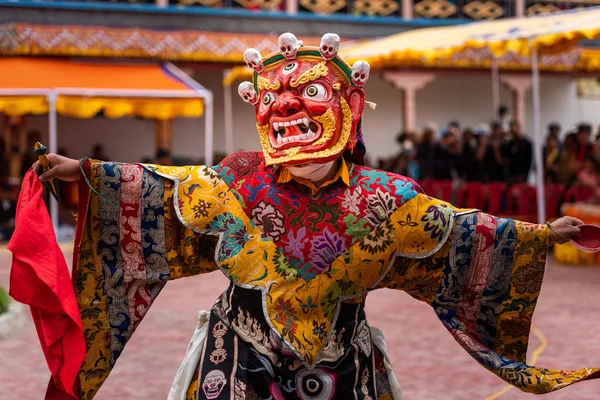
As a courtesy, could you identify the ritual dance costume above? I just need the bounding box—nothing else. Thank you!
[14,33,600,400]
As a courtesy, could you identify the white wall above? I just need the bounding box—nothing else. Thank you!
[16,70,600,165]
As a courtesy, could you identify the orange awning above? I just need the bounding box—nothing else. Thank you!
[0,58,205,120]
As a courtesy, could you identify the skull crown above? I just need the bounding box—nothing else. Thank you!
[238,81,258,105]
[351,61,370,87]
[244,48,264,73]
[239,32,371,108]
[319,33,340,60]
[278,32,303,59]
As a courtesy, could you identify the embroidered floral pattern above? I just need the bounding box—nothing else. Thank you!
[192,198,212,219]
[250,200,286,241]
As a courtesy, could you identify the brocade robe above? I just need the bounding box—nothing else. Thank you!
[72,151,599,399]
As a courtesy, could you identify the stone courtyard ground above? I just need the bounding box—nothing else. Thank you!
[1,245,599,400]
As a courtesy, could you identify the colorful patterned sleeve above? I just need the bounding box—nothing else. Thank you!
[380,210,600,394]
[73,160,220,399]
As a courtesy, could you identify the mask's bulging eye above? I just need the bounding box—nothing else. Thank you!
[302,83,327,101]
[262,92,277,106]
[282,62,298,75]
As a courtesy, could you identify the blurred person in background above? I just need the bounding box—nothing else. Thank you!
[387,133,419,180]
[575,157,599,191]
[594,124,600,162]
[547,122,561,145]
[20,130,41,177]
[0,135,6,180]
[416,121,438,180]
[446,120,461,137]
[383,131,411,175]
[460,126,481,181]
[505,119,532,184]
[498,104,511,132]
[557,132,578,186]
[155,148,173,165]
[0,183,16,241]
[482,121,507,182]
[91,144,110,161]
[434,127,461,181]
[543,135,561,183]
[570,123,594,175]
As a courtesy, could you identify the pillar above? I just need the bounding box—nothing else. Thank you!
[515,0,525,17]
[500,74,532,129]
[286,0,298,14]
[382,71,436,132]
[402,0,413,20]
[156,120,173,153]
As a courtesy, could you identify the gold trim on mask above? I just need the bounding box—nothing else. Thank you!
[332,83,341,91]
[257,76,281,92]
[260,97,353,166]
[312,108,336,146]
[256,123,277,154]
[290,62,329,88]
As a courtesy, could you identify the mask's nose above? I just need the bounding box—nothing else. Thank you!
[272,92,301,117]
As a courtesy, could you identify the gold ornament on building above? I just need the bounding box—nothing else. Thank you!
[353,0,399,16]
[577,78,600,99]
[300,0,347,14]
[234,0,283,11]
[526,3,560,15]
[462,1,504,20]
[414,0,457,19]
[177,0,222,7]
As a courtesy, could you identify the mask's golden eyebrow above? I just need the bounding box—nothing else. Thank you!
[290,62,329,88]
[257,76,281,92]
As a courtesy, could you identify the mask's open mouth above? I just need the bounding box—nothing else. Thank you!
[269,112,322,150]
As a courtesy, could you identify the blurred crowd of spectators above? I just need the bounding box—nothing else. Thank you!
[378,111,600,199]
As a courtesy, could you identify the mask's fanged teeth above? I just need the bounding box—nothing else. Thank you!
[273,122,280,131]
[277,133,283,144]
[307,130,316,138]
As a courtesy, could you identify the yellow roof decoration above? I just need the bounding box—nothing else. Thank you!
[0,58,205,120]
[340,7,600,69]
[223,47,600,86]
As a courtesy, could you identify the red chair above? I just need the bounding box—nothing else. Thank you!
[417,179,435,196]
[507,183,538,222]
[435,180,455,202]
[483,182,506,215]
[456,182,485,209]
[544,183,565,219]
[563,185,594,204]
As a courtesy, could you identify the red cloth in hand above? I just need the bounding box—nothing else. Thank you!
[8,171,85,399]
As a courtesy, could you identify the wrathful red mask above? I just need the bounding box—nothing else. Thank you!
[239,33,370,166]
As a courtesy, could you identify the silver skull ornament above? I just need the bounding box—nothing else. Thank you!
[278,32,303,60]
[319,33,340,60]
[244,48,264,73]
[202,370,227,400]
[238,81,258,105]
[351,60,370,87]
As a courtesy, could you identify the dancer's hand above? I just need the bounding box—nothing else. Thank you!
[548,216,583,245]
[32,154,80,182]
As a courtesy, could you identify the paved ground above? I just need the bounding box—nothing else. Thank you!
[1,246,599,400]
